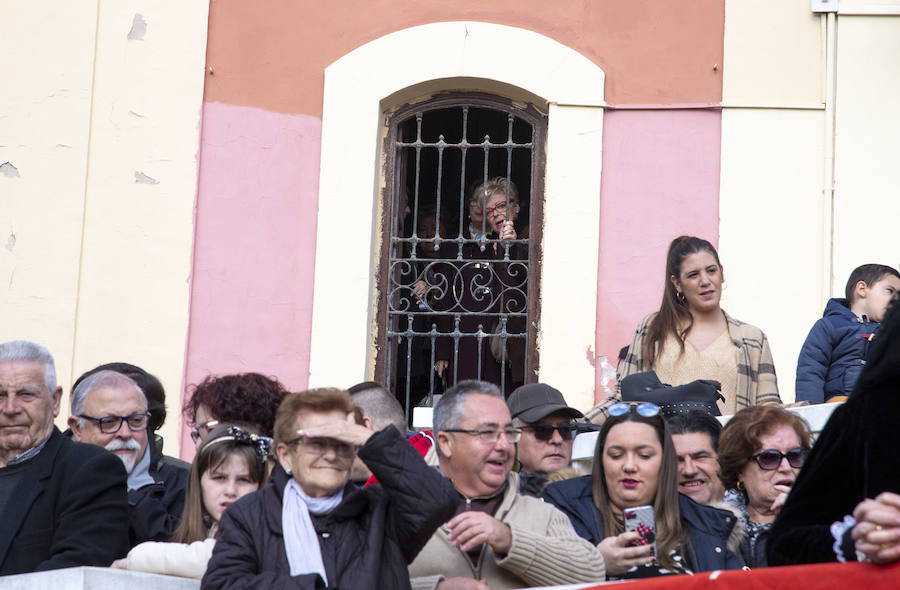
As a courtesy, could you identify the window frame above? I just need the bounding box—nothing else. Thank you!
[374,92,548,397]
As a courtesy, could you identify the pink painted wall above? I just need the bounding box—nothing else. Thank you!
[180,102,321,454]
[594,109,722,400]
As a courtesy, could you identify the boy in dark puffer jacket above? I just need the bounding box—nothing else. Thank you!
[795,263,900,404]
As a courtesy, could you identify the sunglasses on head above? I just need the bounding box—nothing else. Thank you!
[750,447,808,470]
[608,402,661,418]
[524,423,578,442]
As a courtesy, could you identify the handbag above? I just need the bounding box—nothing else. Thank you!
[620,370,724,417]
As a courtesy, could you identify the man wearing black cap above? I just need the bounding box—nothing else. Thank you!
[508,383,583,497]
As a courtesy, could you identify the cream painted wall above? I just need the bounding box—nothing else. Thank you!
[1,2,209,455]
[311,22,605,410]
[0,2,99,399]
[831,16,900,292]
[720,10,900,403]
[541,104,603,412]
[719,109,825,403]
[723,0,823,105]
[721,2,829,403]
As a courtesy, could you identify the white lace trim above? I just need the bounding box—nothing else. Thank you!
[830,515,855,563]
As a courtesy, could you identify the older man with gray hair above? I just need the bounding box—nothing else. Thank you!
[68,370,186,545]
[0,340,129,575]
[409,380,605,590]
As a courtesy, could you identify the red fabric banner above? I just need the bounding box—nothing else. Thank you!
[578,561,900,590]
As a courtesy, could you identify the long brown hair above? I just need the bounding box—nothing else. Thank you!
[170,424,268,543]
[591,407,686,570]
[643,236,721,365]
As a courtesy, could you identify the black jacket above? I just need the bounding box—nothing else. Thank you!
[127,434,189,545]
[768,302,900,565]
[202,425,456,590]
[0,427,130,575]
[542,475,744,573]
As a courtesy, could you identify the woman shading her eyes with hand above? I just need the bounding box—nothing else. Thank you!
[201,388,456,590]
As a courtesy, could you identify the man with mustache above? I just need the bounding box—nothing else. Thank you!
[0,340,128,574]
[69,370,184,546]
[409,380,605,590]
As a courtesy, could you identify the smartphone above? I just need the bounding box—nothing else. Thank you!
[623,504,657,559]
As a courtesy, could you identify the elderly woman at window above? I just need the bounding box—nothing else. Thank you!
[717,405,813,568]
[432,176,527,392]
[201,388,456,590]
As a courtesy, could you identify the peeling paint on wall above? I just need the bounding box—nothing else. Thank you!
[127,14,147,41]
[585,345,597,367]
[5,233,15,252]
[0,162,20,178]
[134,171,159,184]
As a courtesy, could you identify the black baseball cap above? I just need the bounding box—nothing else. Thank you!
[507,383,583,423]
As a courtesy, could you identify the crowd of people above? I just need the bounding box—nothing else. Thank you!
[1,233,898,588]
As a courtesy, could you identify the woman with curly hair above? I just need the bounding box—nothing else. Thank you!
[717,405,812,567]
[185,373,289,446]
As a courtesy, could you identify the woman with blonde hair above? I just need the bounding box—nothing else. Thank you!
[433,176,527,392]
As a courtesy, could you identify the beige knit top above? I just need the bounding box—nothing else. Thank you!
[654,330,739,415]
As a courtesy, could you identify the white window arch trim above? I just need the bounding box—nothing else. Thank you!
[311,21,606,411]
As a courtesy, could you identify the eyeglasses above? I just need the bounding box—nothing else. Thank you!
[79,412,151,434]
[484,201,510,216]
[608,402,661,418]
[750,447,808,470]
[286,436,357,459]
[190,419,219,444]
[523,423,578,442]
[444,428,522,444]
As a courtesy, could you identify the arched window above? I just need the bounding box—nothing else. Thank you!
[311,23,606,415]
[376,94,547,415]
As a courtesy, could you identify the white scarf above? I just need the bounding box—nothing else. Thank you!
[282,478,344,583]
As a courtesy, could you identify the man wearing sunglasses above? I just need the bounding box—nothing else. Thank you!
[507,383,584,497]
[69,370,185,546]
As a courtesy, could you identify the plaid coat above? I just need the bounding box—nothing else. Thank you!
[586,311,781,422]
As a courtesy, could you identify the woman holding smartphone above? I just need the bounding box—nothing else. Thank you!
[543,402,744,579]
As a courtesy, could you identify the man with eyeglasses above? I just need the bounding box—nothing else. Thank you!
[409,380,605,589]
[0,341,128,575]
[507,383,583,497]
[68,369,186,546]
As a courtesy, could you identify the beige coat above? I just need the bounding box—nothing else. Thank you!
[409,472,606,590]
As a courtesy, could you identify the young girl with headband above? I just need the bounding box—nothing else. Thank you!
[112,424,270,578]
